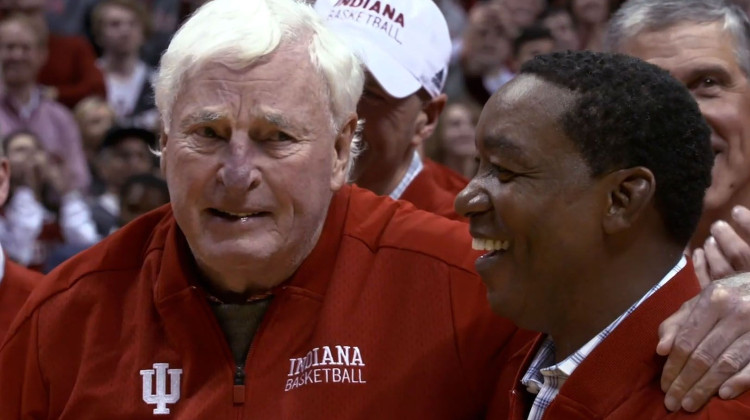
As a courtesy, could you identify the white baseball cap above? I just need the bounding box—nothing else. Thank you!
[314,0,451,99]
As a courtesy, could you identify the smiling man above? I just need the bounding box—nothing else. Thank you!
[0,0,517,417]
[605,0,750,279]
[458,51,750,418]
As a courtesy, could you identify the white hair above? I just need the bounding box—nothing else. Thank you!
[153,0,364,135]
[604,0,750,77]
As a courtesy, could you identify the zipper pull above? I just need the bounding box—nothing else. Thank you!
[233,365,245,405]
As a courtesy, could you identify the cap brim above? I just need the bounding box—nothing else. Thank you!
[342,35,421,99]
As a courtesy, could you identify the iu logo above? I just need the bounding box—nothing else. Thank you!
[140,363,183,415]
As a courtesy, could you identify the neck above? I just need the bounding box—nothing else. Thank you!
[353,148,416,196]
[4,84,34,105]
[102,53,139,76]
[546,238,683,363]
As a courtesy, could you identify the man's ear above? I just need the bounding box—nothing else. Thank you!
[412,93,447,148]
[331,113,357,191]
[602,167,656,235]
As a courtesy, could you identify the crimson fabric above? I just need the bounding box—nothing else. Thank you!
[38,35,106,108]
[0,258,40,342]
[0,185,518,419]
[400,158,468,221]
[489,263,750,419]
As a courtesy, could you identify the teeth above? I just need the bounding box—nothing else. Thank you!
[471,238,509,251]
[223,211,258,218]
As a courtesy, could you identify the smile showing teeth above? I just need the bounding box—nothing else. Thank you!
[471,238,510,252]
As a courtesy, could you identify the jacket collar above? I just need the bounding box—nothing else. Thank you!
[508,262,700,419]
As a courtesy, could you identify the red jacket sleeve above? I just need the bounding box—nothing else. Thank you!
[0,309,49,419]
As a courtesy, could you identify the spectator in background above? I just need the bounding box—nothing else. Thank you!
[496,0,545,37]
[316,0,468,220]
[73,96,116,196]
[460,3,514,104]
[425,99,480,178]
[571,0,614,51]
[90,127,156,236]
[0,129,40,342]
[0,14,91,192]
[510,25,556,72]
[606,0,750,292]
[1,0,106,108]
[118,173,169,227]
[92,0,159,131]
[540,6,581,51]
[0,131,98,270]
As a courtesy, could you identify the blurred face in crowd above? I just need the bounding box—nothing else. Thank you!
[500,0,544,30]
[514,38,556,71]
[572,0,611,26]
[542,10,580,51]
[440,103,476,157]
[455,75,601,321]
[0,20,46,86]
[98,138,153,189]
[621,21,750,247]
[97,4,145,56]
[463,4,512,74]
[5,133,38,168]
[77,104,115,152]
[5,132,44,187]
[160,41,354,295]
[120,182,169,226]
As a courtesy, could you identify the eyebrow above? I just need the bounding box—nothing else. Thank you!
[482,135,534,167]
[262,111,294,131]
[178,110,227,130]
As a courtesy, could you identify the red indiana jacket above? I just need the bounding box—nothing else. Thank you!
[0,255,40,341]
[0,185,519,419]
[489,263,750,419]
[400,158,468,221]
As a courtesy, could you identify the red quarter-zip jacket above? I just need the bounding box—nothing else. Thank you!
[0,185,518,419]
[488,264,750,419]
[0,255,41,341]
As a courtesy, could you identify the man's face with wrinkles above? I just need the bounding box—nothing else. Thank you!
[160,42,349,291]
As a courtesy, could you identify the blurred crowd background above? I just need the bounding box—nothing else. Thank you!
[1,0,748,273]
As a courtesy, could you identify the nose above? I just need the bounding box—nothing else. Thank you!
[454,178,491,218]
[217,138,262,193]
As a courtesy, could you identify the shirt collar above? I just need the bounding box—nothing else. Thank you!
[522,256,687,389]
[389,150,423,200]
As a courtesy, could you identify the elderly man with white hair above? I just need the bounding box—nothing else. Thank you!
[3,0,750,418]
[0,0,515,417]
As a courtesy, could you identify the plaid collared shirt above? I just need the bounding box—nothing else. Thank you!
[521,256,687,420]
[389,151,423,200]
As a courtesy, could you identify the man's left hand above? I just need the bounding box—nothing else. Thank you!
[657,274,750,412]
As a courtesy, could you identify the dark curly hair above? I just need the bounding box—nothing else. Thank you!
[520,50,713,245]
